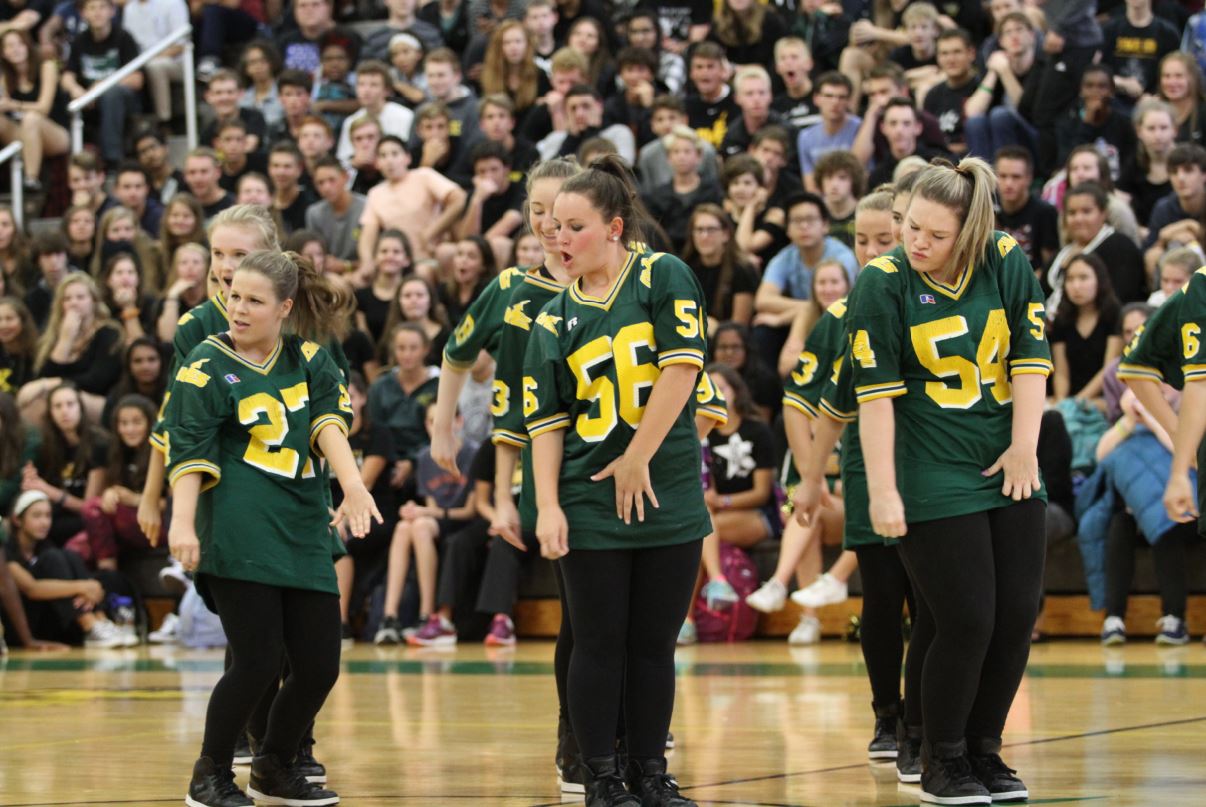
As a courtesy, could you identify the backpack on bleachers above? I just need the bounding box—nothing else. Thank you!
[694,544,760,643]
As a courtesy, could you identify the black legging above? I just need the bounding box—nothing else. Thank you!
[1106,512,1194,621]
[20,545,131,644]
[201,577,341,767]
[552,551,572,730]
[903,569,935,731]
[559,539,702,760]
[854,543,917,712]
[896,500,1045,748]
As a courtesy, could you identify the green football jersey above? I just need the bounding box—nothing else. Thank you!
[694,368,728,426]
[1117,289,1186,388]
[782,297,848,419]
[490,265,570,532]
[443,266,526,369]
[522,250,713,550]
[162,334,353,594]
[845,233,1052,523]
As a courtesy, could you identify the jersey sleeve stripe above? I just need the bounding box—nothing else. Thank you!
[168,460,221,490]
[1115,363,1164,382]
[697,404,729,424]
[526,414,571,437]
[657,349,705,369]
[491,428,530,448]
[309,414,350,450]
[819,398,857,423]
[150,431,167,451]
[1185,367,1206,382]
[855,382,907,403]
[782,392,819,419]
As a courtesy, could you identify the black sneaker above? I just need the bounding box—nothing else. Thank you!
[868,702,899,760]
[969,751,1028,802]
[232,734,253,767]
[247,753,339,806]
[665,731,675,750]
[373,615,401,645]
[186,756,253,807]
[921,745,991,805]
[582,754,641,807]
[557,720,585,794]
[295,738,327,784]
[625,757,695,807]
[896,721,922,783]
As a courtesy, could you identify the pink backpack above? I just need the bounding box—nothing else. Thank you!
[694,544,760,642]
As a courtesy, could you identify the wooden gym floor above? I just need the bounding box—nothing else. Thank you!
[1,640,1204,806]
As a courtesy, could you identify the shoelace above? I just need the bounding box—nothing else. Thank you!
[940,753,978,783]
[212,769,246,797]
[974,753,1017,776]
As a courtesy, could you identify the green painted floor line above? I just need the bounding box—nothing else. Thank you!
[4,657,1206,679]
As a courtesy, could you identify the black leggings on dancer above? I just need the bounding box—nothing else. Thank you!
[854,544,917,712]
[559,539,702,760]
[896,500,1045,749]
[202,577,341,767]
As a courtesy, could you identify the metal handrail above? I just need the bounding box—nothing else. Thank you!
[0,141,24,228]
[68,23,197,154]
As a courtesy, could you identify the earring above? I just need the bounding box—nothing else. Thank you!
[611,235,619,241]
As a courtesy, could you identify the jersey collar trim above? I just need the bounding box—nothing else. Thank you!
[919,259,974,300]
[212,292,230,320]
[526,267,567,292]
[569,251,636,310]
[206,334,283,375]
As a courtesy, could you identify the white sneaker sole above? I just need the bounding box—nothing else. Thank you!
[898,768,921,783]
[245,786,338,805]
[868,748,898,759]
[920,791,991,805]
[304,774,327,784]
[790,588,848,609]
[990,788,1029,801]
[557,775,585,794]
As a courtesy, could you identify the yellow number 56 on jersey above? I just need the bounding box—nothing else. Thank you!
[566,322,660,442]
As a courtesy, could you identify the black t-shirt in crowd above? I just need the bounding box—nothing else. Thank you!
[888,44,936,73]
[201,192,235,222]
[686,257,759,322]
[1101,15,1180,95]
[772,93,819,132]
[995,196,1060,274]
[707,418,777,501]
[1050,306,1120,397]
[656,0,711,43]
[37,432,108,498]
[476,181,526,234]
[828,210,855,249]
[341,329,377,378]
[39,325,122,396]
[277,186,318,235]
[1090,231,1147,304]
[355,286,392,345]
[65,27,140,89]
[218,152,269,194]
[685,90,740,148]
[0,345,33,396]
[1117,157,1171,229]
[923,74,979,151]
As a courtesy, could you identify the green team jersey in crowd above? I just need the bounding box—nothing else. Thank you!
[443,266,526,369]
[1117,288,1187,388]
[845,234,1052,523]
[490,265,570,532]
[522,249,713,550]
[162,334,352,595]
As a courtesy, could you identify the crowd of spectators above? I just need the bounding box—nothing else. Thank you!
[3,0,1206,651]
